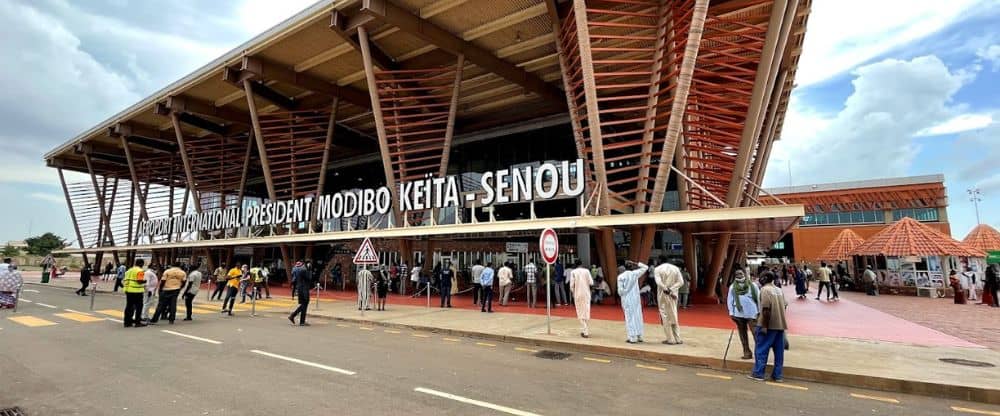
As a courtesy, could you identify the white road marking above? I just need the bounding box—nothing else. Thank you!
[161,330,223,345]
[952,406,1000,415]
[36,302,57,309]
[250,350,355,375]
[850,393,899,404]
[20,299,32,303]
[635,364,666,371]
[105,318,124,323]
[414,387,543,416]
[696,373,732,380]
[64,309,88,314]
[22,289,39,293]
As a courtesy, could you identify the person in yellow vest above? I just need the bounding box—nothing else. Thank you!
[122,259,148,328]
[221,265,243,316]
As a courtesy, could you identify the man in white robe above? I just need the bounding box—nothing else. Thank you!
[569,262,594,338]
[654,260,684,345]
[617,261,648,344]
[357,267,374,310]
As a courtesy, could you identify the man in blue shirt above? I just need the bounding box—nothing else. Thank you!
[480,262,495,313]
[554,260,566,305]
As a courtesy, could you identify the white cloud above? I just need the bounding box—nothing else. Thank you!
[796,0,983,86]
[915,113,994,136]
[236,0,318,35]
[767,55,970,186]
[978,44,1000,70]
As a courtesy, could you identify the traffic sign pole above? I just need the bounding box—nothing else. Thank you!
[539,228,559,336]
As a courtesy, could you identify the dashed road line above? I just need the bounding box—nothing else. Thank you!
[359,327,374,331]
[161,330,223,345]
[951,406,1000,415]
[54,312,105,323]
[414,387,542,416]
[35,302,57,309]
[411,333,431,338]
[514,347,539,353]
[64,308,88,314]
[385,329,401,334]
[105,318,124,323]
[19,299,32,303]
[251,350,356,375]
[635,364,666,372]
[22,289,39,293]
[766,381,808,391]
[583,357,611,364]
[850,393,899,404]
[442,337,461,342]
[336,324,350,327]
[7,316,58,327]
[696,373,732,380]
[475,342,497,347]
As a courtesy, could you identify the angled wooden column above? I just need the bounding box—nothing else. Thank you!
[595,228,618,295]
[747,69,789,196]
[571,0,609,214]
[635,2,671,210]
[682,231,697,291]
[169,112,203,214]
[58,168,90,268]
[702,233,730,301]
[243,80,278,202]
[236,134,255,238]
[119,137,149,222]
[438,54,464,177]
[726,0,793,207]
[545,0,592,191]
[649,0,709,212]
[83,154,117,255]
[309,97,340,232]
[357,26,401,225]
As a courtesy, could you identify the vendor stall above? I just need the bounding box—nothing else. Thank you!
[962,224,1000,304]
[850,217,985,296]
[816,229,865,290]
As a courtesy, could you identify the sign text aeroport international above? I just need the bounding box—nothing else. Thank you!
[137,159,585,238]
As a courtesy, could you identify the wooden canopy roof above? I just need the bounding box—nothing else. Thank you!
[43,0,811,188]
[817,228,864,261]
[963,224,1000,253]
[851,217,985,258]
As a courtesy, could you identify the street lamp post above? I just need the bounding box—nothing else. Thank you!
[968,187,983,225]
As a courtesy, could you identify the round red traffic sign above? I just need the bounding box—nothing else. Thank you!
[539,228,559,264]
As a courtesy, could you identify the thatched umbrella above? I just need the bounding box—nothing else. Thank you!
[817,229,865,262]
[852,217,985,258]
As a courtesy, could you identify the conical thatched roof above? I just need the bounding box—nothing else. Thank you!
[851,217,986,257]
[962,224,1000,253]
[817,229,865,261]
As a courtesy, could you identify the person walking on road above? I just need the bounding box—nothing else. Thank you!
[121,259,148,328]
[728,269,759,359]
[357,266,374,311]
[76,264,93,296]
[524,261,538,308]
[678,266,691,309]
[498,262,514,306]
[480,262,495,313]
[182,263,202,321]
[749,272,788,382]
[221,265,242,315]
[151,264,186,325]
[211,263,227,300]
[141,264,159,323]
[288,261,311,326]
[376,270,389,311]
[815,262,833,301]
[113,262,126,292]
[618,261,648,344]
[569,261,594,338]
[654,260,684,345]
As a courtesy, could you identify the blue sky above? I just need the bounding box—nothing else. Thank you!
[0,0,997,246]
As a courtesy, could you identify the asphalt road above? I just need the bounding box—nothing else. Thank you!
[2,285,999,416]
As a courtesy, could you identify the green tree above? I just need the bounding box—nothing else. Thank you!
[1,245,19,257]
[25,233,66,256]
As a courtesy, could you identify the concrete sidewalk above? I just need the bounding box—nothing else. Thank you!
[24,272,1000,404]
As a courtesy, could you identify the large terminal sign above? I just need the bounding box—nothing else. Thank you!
[138,159,585,238]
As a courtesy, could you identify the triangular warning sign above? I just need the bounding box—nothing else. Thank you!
[353,237,379,265]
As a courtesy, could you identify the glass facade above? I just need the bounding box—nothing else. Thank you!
[892,207,939,222]
[800,210,885,226]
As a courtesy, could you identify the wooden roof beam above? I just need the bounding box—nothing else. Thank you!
[239,56,371,109]
[356,0,565,108]
[164,95,250,126]
[331,10,399,70]
[223,67,297,110]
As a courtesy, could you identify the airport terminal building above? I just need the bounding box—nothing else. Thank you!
[45,0,810,300]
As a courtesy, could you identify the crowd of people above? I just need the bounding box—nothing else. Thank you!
[117,259,203,327]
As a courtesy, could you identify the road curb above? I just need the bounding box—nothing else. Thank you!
[313,312,1000,405]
